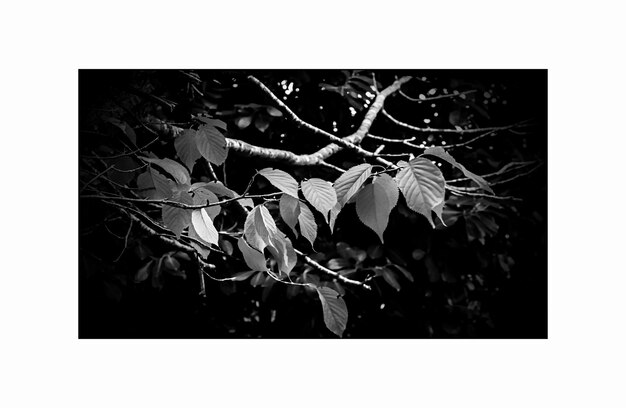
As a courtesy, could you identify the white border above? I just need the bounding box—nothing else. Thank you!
[2,1,625,407]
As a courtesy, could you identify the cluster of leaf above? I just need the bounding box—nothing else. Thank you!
[130,112,492,336]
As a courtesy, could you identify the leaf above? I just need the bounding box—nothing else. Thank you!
[161,192,193,237]
[336,242,366,263]
[298,202,317,248]
[134,260,153,283]
[243,205,296,275]
[191,181,237,198]
[381,268,401,291]
[395,157,446,227]
[140,157,190,185]
[196,124,228,165]
[333,163,372,207]
[391,264,414,282]
[412,249,426,260]
[236,116,252,129]
[197,117,227,130]
[279,193,301,236]
[266,231,297,275]
[316,287,348,337]
[432,201,446,226]
[192,188,221,219]
[237,237,267,272]
[254,115,270,132]
[301,178,337,219]
[328,202,341,232]
[423,146,493,194]
[244,205,278,252]
[326,258,351,270]
[258,168,299,198]
[174,129,202,171]
[106,118,136,145]
[149,168,176,199]
[250,271,265,287]
[266,106,283,117]
[355,174,399,243]
[191,209,219,245]
[188,226,211,259]
[238,198,254,209]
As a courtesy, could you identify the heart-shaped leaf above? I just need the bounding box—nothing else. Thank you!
[355,174,399,243]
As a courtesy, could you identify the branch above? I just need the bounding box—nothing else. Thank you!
[80,192,281,210]
[383,107,533,135]
[294,249,372,290]
[399,89,477,102]
[248,75,412,168]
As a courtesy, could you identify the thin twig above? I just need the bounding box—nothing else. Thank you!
[113,216,133,262]
[80,192,281,210]
[399,89,477,102]
[81,136,160,160]
[294,249,371,290]
[79,164,115,193]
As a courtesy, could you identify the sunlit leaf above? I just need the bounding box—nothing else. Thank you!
[191,208,219,245]
[174,129,201,171]
[316,287,348,337]
[267,231,297,275]
[423,146,493,194]
[192,187,221,219]
[244,205,278,252]
[279,193,301,236]
[237,237,267,272]
[150,167,176,199]
[328,202,341,232]
[161,192,193,237]
[190,181,238,198]
[140,157,190,185]
[395,157,445,227]
[298,201,317,249]
[259,168,299,198]
[333,163,372,208]
[355,174,398,243]
[196,124,228,165]
[301,178,337,219]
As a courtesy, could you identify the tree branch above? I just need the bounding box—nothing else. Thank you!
[383,107,533,135]
[80,192,281,210]
[294,249,372,290]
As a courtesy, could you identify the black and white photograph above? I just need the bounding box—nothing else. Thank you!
[79,70,547,338]
[3,2,625,407]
